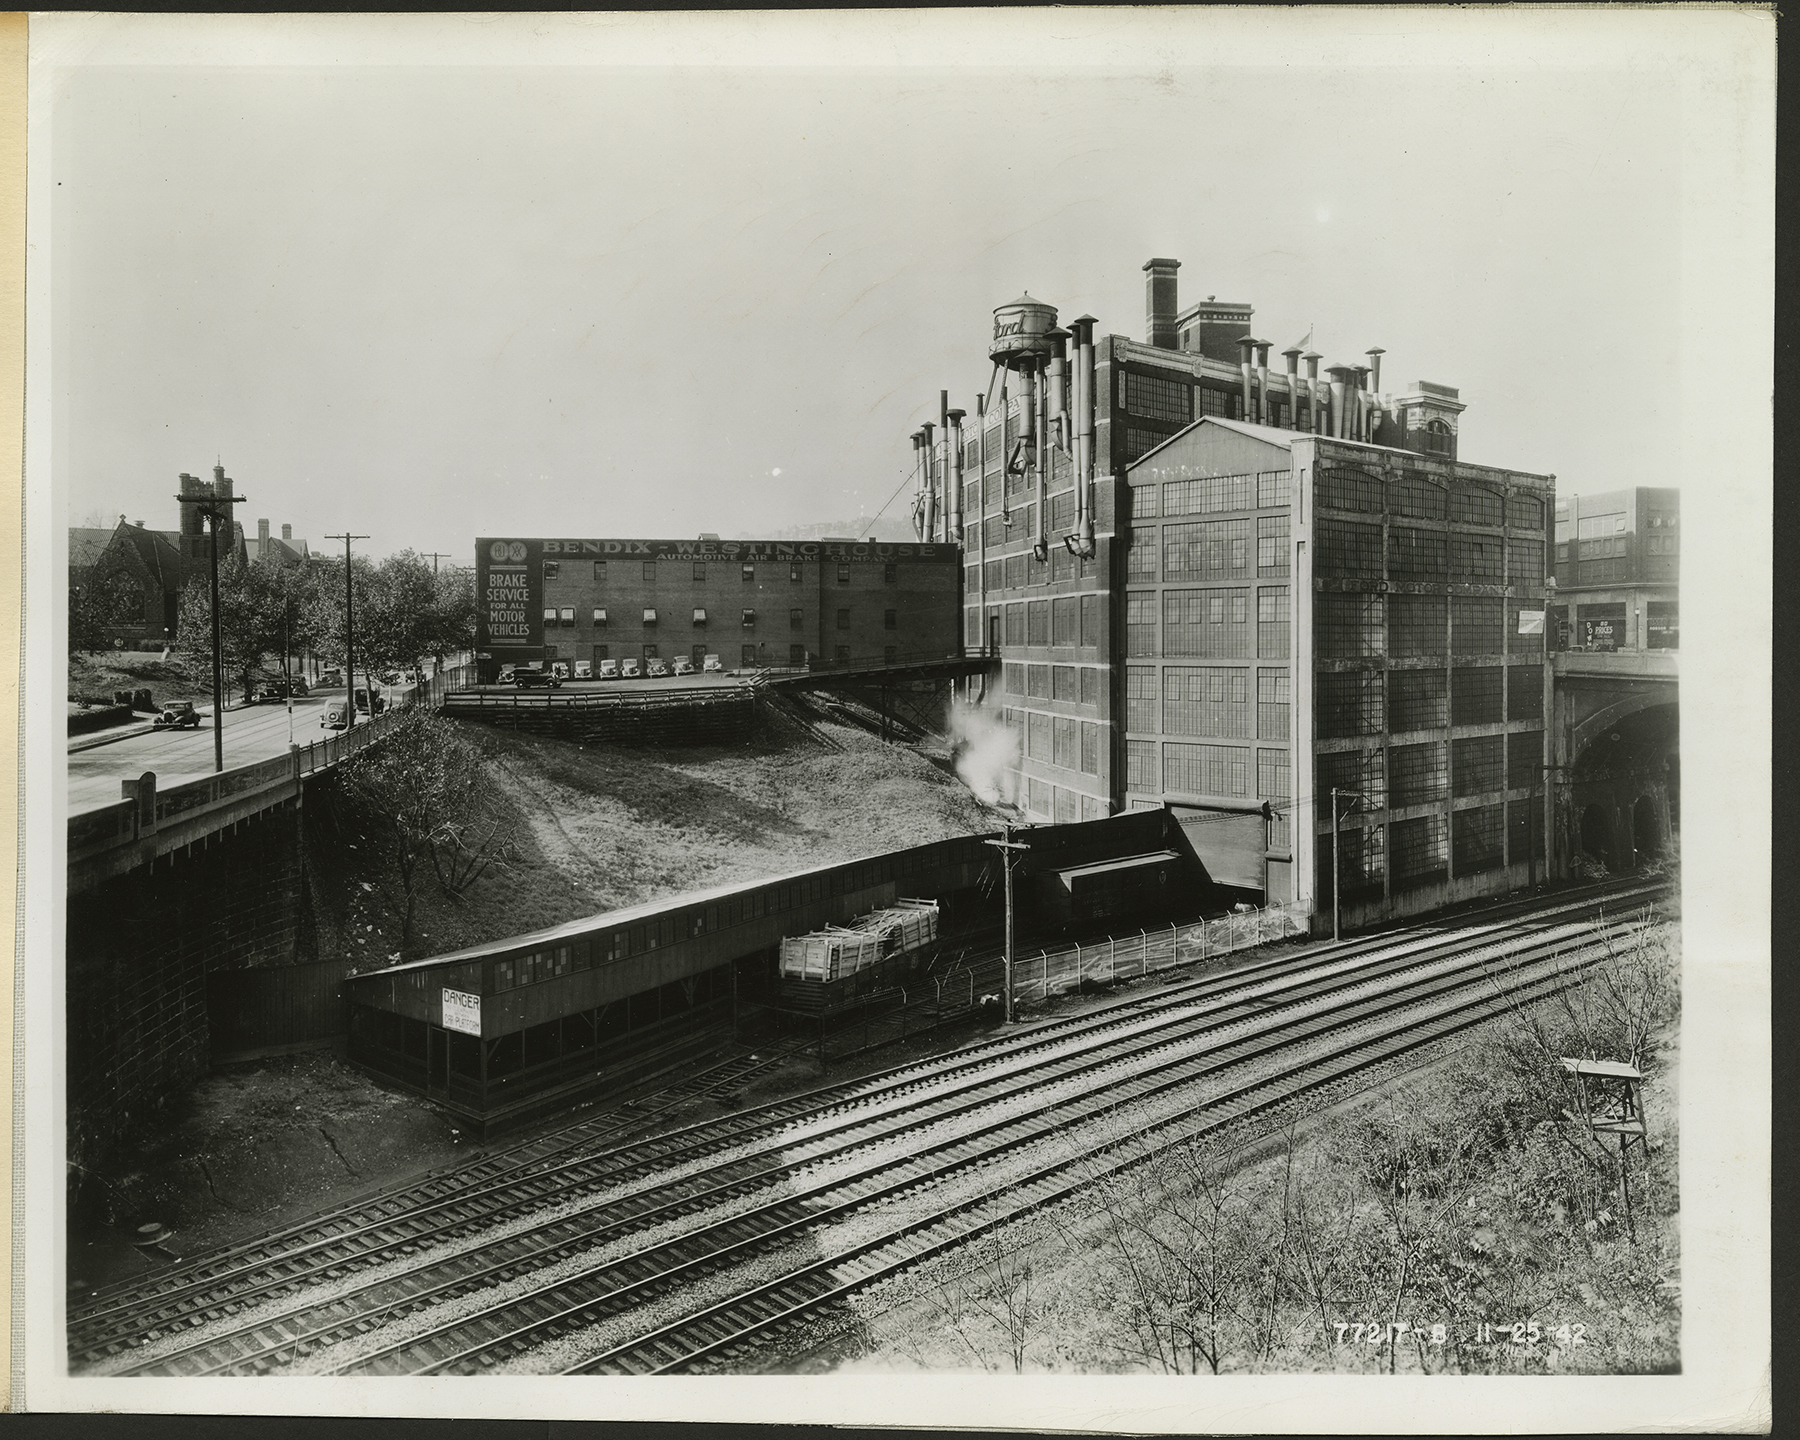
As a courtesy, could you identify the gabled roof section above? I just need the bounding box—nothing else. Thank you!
[1128,415,1416,473]
[68,528,115,573]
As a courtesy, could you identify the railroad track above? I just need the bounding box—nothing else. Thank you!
[84,884,1665,1376]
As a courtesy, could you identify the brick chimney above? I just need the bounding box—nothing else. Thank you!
[281,523,292,541]
[1143,257,1180,350]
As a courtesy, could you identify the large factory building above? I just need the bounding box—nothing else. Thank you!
[915,257,1555,928]
[474,535,961,680]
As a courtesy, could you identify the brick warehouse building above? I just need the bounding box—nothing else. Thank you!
[1550,486,1679,654]
[919,257,1555,927]
[474,536,961,679]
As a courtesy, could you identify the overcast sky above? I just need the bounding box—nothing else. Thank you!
[35,12,1745,561]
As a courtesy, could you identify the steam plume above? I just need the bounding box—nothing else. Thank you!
[949,698,1019,808]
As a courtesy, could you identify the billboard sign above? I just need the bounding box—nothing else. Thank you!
[475,537,544,656]
[440,987,481,1037]
[536,537,954,563]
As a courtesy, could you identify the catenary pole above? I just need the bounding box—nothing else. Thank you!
[175,485,245,774]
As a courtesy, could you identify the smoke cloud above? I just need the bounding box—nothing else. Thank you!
[948,697,1019,808]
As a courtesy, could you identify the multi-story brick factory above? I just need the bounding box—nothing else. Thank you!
[912,257,1557,927]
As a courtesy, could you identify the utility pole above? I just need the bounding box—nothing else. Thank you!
[326,534,368,729]
[422,552,453,577]
[175,485,246,774]
[984,821,1031,1024]
[1330,788,1367,943]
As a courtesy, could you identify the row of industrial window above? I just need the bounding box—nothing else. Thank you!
[1316,800,1537,902]
[1001,661,1104,709]
[1314,665,1543,739]
[1018,779,1110,824]
[1314,467,1545,531]
[1126,470,1291,521]
[994,593,1104,650]
[1121,665,1290,742]
[1125,586,1289,660]
[1020,711,1103,775]
[1313,593,1546,659]
[560,607,894,631]
[979,545,1101,592]
[1125,516,1290,581]
[557,560,904,586]
[1123,739,1289,801]
[1314,521,1543,582]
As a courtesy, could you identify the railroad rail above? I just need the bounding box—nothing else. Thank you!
[73,879,1666,1376]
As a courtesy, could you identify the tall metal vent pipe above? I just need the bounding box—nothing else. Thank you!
[910,432,925,540]
[1326,365,1352,439]
[1076,315,1097,557]
[1048,328,1069,455]
[921,421,937,542]
[1256,342,1272,427]
[1033,360,1050,561]
[948,407,966,545]
[1283,346,1303,431]
[1353,366,1370,442]
[975,393,989,642]
[1305,353,1324,434]
[1238,336,1256,423]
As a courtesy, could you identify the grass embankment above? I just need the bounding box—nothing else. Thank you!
[68,652,212,705]
[309,713,998,970]
[846,910,1681,1376]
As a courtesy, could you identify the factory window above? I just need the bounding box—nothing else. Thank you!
[1256,514,1290,576]
[593,608,608,626]
[1317,519,1383,577]
[543,644,559,660]
[1080,594,1099,648]
[1317,822,1385,903]
[1315,592,1384,658]
[1389,594,1448,656]
[1507,537,1545,581]
[1257,586,1291,659]
[1389,742,1447,807]
[1506,599,1545,656]
[1080,666,1100,708]
[1389,473,1447,522]
[1163,666,1249,738]
[1257,669,1290,740]
[742,644,758,667]
[1125,739,1157,791]
[837,608,850,630]
[790,563,803,583]
[1316,466,1384,514]
[1256,469,1292,508]
[1451,665,1504,725]
[1028,600,1051,646]
[835,644,851,662]
[593,644,609,662]
[592,561,607,583]
[1028,711,1053,760]
[1318,746,1386,811]
[1390,814,1448,889]
[1127,527,1157,581]
[1027,777,1052,819]
[1259,749,1292,850]
[1002,664,1024,696]
[741,609,755,628]
[1002,553,1026,589]
[1647,601,1679,650]
[1054,716,1078,769]
[788,607,803,632]
[1506,494,1544,531]
[692,562,706,582]
[1164,519,1250,579]
[1197,385,1234,418]
[1050,489,1076,531]
[1052,597,1078,646]
[692,608,708,626]
[1163,588,1249,658]
[1080,721,1100,775]
[984,559,1003,592]
[1453,805,1506,874]
[1126,667,1157,732]
[1053,665,1078,701]
[1005,602,1026,646]
[1507,732,1543,790]
[1389,527,1448,581]
[742,564,756,583]
[543,608,557,626]
[1164,473,1254,517]
[1507,665,1543,720]
[557,607,574,627]
[1389,666,1447,730]
[1451,596,1503,655]
[1027,664,1051,699]
[1316,670,1384,738]
[1125,370,1192,423]
[966,608,982,647]
[837,563,852,584]
[884,563,898,585]
[543,560,560,579]
[1453,735,1505,797]
[1420,420,1454,457]
[1163,742,1249,797]
[1124,427,1166,463]
[1451,535,1505,580]
[643,561,657,583]
[789,644,806,666]
[642,608,657,625]
[1050,545,1075,583]
[1449,487,1502,527]
[1126,592,1157,657]
[1128,482,1158,520]
[643,643,659,660]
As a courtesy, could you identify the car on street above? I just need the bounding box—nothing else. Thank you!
[550,662,571,681]
[354,687,388,714]
[620,658,641,679]
[574,660,593,680]
[318,667,344,690]
[322,700,350,730]
[646,658,670,678]
[702,653,724,674]
[671,656,694,677]
[597,659,619,680]
[151,701,202,730]
[512,667,561,689]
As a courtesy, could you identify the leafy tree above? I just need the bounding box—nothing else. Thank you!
[177,553,269,701]
[68,587,107,656]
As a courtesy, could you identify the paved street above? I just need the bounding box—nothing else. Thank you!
[70,695,353,813]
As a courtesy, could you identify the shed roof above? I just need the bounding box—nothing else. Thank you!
[1054,849,1181,885]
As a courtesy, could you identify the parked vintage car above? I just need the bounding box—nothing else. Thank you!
[646,658,670,678]
[322,700,350,730]
[702,653,724,674]
[620,658,641,679]
[573,660,593,680]
[670,656,695,676]
[512,667,561,689]
[596,658,619,680]
[151,701,202,730]
[550,662,571,681]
